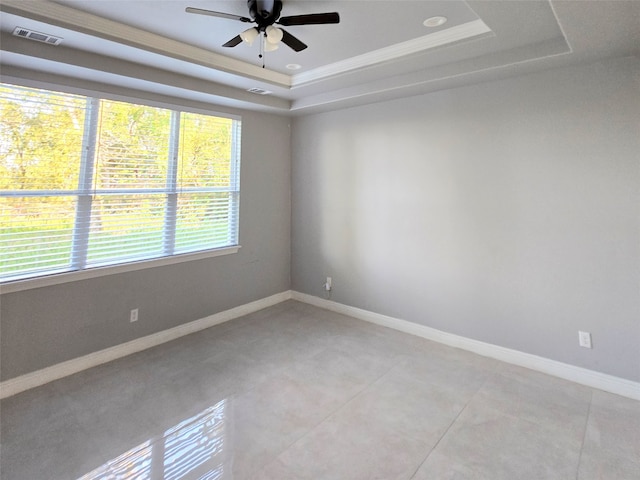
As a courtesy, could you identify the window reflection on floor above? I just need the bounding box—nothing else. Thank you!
[78,399,230,480]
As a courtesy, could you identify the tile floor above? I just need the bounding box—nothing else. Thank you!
[1,300,639,479]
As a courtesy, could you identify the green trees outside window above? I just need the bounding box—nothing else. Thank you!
[0,84,241,282]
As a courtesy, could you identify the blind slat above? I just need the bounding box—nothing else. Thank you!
[1,84,240,282]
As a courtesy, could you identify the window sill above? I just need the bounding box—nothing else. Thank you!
[0,246,241,294]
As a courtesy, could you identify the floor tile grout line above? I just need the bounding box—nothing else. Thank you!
[574,389,594,480]
[193,315,337,478]
[11,301,637,479]
[256,352,406,475]
[230,307,408,475]
[408,374,492,479]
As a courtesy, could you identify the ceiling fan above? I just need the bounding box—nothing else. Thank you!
[186,0,340,53]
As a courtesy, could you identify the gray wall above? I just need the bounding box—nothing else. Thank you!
[291,56,640,382]
[3,55,639,384]
[1,108,291,381]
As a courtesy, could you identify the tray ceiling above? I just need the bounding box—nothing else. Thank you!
[0,1,639,114]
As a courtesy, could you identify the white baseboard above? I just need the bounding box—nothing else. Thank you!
[291,291,640,401]
[0,290,293,399]
[3,289,638,401]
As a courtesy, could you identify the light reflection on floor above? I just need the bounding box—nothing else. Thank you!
[78,399,230,480]
[5,302,632,479]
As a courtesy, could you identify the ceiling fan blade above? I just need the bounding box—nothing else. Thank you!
[185,7,252,23]
[222,35,243,47]
[280,29,307,52]
[278,12,340,26]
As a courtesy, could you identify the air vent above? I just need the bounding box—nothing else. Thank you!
[247,87,272,95]
[13,27,63,46]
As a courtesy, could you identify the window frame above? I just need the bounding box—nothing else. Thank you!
[0,83,242,294]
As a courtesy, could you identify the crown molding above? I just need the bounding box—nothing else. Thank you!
[0,0,291,87]
[291,19,493,87]
[2,1,493,93]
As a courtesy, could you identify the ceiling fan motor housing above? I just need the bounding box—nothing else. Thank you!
[186,0,339,53]
[248,0,283,30]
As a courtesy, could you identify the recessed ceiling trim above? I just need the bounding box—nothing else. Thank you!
[0,34,291,110]
[0,63,291,114]
[289,37,573,114]
[0,0,291,87]
[290,19,493,88]
[423,16,448,28]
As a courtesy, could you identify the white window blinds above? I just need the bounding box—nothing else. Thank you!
[0,84,241,282]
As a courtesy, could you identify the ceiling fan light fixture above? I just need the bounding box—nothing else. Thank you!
[186,1,336,53]
[265,25,283,44]
[240,27,259,45]
[264,41,279,52]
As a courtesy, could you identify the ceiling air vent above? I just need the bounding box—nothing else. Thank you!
[13,27,63,46]
[247,87,272,95]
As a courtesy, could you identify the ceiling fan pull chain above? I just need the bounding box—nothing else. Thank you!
[186,0,335,54]
[259,34,265,68]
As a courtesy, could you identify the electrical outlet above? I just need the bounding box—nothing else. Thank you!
[130,308,139,323]
[325,276,332,291]
[578,331,592,349]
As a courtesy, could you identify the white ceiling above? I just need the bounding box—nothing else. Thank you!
[0,0,639,115]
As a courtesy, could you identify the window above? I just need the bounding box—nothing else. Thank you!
[0,84,241,283]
